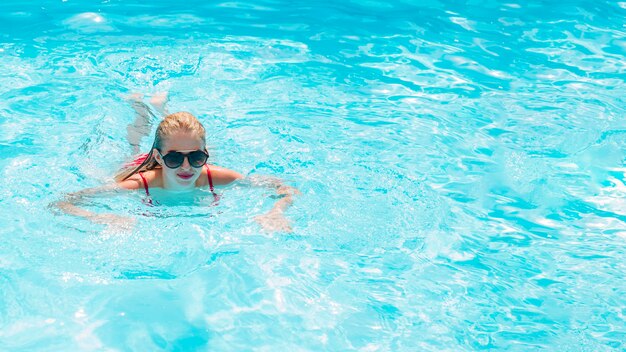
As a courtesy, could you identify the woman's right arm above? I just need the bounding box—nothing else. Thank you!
[53,180,141,229]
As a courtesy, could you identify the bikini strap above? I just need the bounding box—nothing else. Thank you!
[205,164,214,192]
[138,172,150,196]
[205,164,220,204]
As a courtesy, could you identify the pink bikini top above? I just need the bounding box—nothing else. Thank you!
[138,164,219,205]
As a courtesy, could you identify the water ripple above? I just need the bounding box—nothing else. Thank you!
[0,0,625,350]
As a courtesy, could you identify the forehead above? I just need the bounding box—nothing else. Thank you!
[161,130,204,152]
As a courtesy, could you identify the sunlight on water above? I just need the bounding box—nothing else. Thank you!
[0,0,625,350]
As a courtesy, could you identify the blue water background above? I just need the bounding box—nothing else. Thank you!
[0,0,625,350]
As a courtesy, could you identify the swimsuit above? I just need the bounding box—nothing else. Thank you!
[138,164,219,205]
[124,153,149,167]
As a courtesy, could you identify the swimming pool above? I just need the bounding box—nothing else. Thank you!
[1,0,625,350]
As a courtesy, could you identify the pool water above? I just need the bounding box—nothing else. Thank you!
[1,0,625,350]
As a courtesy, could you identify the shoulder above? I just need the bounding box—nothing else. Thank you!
[203,164,244,186]
[117,169,162,190]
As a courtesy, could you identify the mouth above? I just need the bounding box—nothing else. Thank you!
[177,172,194,180]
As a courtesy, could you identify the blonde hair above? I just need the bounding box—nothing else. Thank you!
[115,111,206,182]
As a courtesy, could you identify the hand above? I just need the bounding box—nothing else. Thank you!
[255,210,293,233]
[90,214,136,233]
[276,185,300,196]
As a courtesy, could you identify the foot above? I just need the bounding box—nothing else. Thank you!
[126,92,144,103]
[150,91,168,116]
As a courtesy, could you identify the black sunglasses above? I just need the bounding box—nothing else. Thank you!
[156,149,209,169]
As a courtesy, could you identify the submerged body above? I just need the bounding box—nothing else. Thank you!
[57,93,298,232]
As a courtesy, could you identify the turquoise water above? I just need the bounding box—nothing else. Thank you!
[1,0,625,350]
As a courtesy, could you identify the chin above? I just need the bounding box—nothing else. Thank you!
[175,178,196,187]
[165,174,197,190]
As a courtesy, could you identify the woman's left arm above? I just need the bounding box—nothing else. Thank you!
[212,168,300,232]
[243,175,300,233]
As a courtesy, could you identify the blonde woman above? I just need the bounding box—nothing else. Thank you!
[56,93,298,232]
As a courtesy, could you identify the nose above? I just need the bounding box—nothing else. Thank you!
[180,155,192,169]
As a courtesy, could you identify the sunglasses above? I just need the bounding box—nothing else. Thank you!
[156,149,209,169]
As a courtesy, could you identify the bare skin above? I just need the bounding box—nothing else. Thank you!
[252,181,300,232]
[126,92,167,154]
[55,92,299,233]
[55,173,299,233]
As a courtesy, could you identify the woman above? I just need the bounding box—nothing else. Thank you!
[56,93,298,232]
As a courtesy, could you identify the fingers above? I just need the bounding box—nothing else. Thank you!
[254,214,293,233]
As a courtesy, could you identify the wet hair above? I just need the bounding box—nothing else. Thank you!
[114,111,206,182]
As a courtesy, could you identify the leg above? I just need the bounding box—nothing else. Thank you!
[126,93,157,154]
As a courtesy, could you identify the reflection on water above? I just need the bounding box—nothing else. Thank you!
[0,0,625,350]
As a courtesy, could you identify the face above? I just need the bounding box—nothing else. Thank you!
[155,130,206,191]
